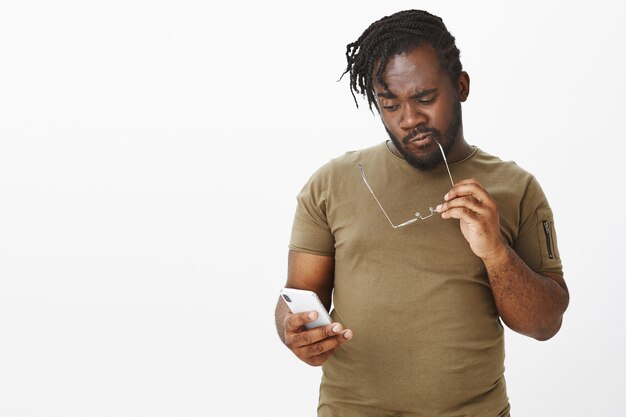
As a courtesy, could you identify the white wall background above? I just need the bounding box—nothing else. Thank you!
[1,1,624,416]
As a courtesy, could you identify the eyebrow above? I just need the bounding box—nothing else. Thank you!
[375,88,438,99]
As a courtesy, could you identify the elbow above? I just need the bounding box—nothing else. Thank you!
[530,316,564,341]
[505,313,565,341]
[532,331,557,342]
[533,289,569,341]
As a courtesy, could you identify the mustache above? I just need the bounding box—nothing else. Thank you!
[401,127,440,144]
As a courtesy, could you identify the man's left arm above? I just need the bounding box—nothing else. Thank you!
[436,178,569,341]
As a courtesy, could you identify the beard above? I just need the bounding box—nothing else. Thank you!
[385,100,463,171]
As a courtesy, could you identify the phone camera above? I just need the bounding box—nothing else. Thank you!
[283,294,291,303]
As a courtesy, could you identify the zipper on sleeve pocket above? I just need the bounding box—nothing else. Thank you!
[542,220,554,259]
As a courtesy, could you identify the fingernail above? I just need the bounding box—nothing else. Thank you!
[436,204,442,212]
[308,311,316,320]
[444,192,449,200]
[332,324,342,333]
[344,330,353,339]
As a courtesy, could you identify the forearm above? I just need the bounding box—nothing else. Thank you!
[437,179,569,340]
[275,296,290,344]
[483,245,569,340]
[276,251,335,344]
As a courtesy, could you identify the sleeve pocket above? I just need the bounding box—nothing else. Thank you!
[536,207,561,269]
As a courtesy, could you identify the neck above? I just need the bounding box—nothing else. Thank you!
[446,135,473,164]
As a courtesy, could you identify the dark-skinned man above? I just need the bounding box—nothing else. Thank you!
[275,9,569,417]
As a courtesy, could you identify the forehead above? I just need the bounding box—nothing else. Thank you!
[374,45,446,93]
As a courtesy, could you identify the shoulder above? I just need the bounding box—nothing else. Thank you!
[472,148,532,175]
[307,142,387,181]
[330,142,386,167]
[466,148,537,187]
[466,148,550,208]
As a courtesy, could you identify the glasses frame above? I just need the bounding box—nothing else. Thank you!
[358,140,455,229]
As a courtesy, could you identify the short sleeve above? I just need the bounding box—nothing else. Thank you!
[288,162,336,256]
[512,176,563,275]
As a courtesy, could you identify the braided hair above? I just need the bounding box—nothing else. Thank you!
[342,10,462,111]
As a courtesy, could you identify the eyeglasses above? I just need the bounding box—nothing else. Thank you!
[358,140,455,229]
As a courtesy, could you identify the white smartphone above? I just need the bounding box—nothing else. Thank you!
[280,288,332,329]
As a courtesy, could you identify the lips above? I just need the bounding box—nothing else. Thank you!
[402,129,434,144]
[410,134,430,141]
[407,134,432,144]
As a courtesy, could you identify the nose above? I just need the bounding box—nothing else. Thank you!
[399,103,427,132]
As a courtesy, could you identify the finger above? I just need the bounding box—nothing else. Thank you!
[284,310,318,332]
[443,179,489,202]
[289,322,346,348]
[444,184,487,202]
[306,331,354,366]
[439,206,481,221]
[297,330,353,359]
[437,195,488,216]
[449,177,484,188]
[307,346,340,367]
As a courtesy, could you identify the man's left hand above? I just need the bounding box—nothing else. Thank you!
[436,178,506,261]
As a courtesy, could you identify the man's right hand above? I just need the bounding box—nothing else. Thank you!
[283,310,353,366]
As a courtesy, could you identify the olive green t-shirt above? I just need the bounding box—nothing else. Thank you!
[289,142,563,417]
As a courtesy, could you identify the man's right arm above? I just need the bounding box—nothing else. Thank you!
[274,250,352,366]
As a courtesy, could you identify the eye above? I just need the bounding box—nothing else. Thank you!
[383,104,399,111]
[417,97,435,104]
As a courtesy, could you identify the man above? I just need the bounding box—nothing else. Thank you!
[275,9,569,417]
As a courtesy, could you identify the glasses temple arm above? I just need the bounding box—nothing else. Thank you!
[434,139,455,187]
[358,163,414,229]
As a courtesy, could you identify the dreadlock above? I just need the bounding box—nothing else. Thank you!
[341,10,463,112]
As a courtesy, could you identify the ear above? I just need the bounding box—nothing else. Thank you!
[457,71,470,102]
